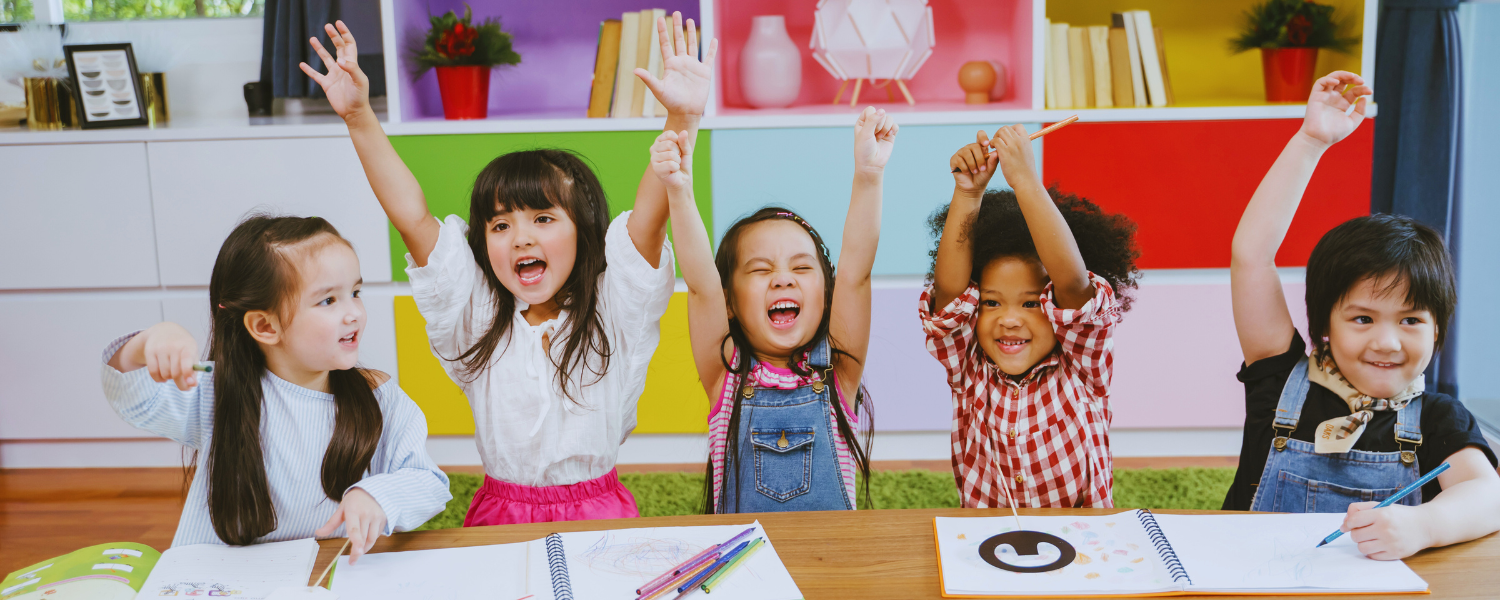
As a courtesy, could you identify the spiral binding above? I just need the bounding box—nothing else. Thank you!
[1136,509,1191,585]
[545,533,574,600]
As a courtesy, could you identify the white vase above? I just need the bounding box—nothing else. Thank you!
[739,15,802,108]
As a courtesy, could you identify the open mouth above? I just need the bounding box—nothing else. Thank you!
[768,299,800,330]
[1366,360,1403,369]
[339,331,359,347]
[515,257,547,286]
[995,337,1030,355]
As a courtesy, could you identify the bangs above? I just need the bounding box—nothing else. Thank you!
[471,151,573,224]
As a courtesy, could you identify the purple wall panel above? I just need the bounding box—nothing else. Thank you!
[862,287,954,432]
[397,0,700,120]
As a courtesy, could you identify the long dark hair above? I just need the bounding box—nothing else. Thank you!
[701,207,874,513]
[452,149,613,403]
[205,214,384,545]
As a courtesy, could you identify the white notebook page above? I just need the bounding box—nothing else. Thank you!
[556,521,802,600]
[934,513,1179,596]
[137,538,319,600]
[1153,513,1427,593]
[329,541,539,599]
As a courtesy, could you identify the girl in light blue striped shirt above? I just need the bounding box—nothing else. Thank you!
[102,215,451,563]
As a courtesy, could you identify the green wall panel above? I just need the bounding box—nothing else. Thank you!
[387,130,713,280]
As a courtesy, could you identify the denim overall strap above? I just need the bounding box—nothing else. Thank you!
[1248,358,1424,512]
[718,336,852,513]
[1394,396,1424,465]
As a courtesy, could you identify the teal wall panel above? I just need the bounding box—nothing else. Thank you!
[709,123,1041,276]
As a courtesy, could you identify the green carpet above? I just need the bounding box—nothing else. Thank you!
[414,467,1235,531]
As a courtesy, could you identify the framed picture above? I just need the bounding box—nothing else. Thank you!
[64,43,147,129]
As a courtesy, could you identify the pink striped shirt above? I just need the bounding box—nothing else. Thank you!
[707,351,860,510]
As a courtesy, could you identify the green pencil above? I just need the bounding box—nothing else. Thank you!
[701,537,764,593]
[193,363,213,373]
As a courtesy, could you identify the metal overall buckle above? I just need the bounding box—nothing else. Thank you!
[1395,434,1421,465]
[1272,424,1294,451]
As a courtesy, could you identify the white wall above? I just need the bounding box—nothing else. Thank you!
[66,18,263,120]
[1457,3,1500,433]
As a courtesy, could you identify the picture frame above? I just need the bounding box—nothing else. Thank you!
[63,43,148,129]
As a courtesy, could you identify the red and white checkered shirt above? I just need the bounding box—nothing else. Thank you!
[918,273,1120,509]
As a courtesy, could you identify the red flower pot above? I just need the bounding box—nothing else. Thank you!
[1260,47,1320,103]
[435,65,491,120]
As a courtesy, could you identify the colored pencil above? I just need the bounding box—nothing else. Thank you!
[702,538,764,593]
[678,540,750,595]
[193,363,213,373]
[638,559,714,600]
[1316,462,1450,548]
[636,544,719,595]
[951,116,1079,172]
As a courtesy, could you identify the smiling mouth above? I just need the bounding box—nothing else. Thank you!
[516,257,547,286]
[768,300,800,330]
[996,338,1030,355]
[340,331,359,346]
[1366,360,1403,369]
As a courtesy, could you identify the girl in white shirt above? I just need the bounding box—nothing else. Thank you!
[103,215,450,563]
[303,17,716,524]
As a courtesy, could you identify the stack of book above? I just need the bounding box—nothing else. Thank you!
[1046,10,1174,109]
[586,9,700,118]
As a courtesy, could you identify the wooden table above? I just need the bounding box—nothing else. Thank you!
[310,508,1499,599]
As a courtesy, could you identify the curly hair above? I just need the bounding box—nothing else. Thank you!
[925,186,1141,313]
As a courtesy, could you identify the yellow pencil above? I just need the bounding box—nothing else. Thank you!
[701,538,764,593]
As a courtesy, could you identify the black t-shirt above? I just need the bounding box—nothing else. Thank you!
[1222,331,1498,511]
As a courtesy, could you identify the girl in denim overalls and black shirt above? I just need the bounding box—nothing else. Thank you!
[647,108,899,512]
[1225,71,1500,560]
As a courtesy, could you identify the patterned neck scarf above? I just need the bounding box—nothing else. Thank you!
[1306,348,1424,439]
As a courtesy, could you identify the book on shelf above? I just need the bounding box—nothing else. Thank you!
[588,19,623,118]
[641,8,667,117]
[1131,11,1168,107]
[1113,12,1147,107]
[1067,27,1092,108]
[1049,22,1073,109]
[1107,27,1133,108]
[1154,27,1176,106]
[612,11,641,118]
[1044,19,1057,109]
[629,9,658,118]
[1088,25,1113,108]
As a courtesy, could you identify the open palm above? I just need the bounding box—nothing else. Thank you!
[1300,71,1371,147]
[635,12,718,116]
[853,107,898,173]
[299,21,370,119]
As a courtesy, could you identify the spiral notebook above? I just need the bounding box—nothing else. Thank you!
[934,511,1428,597]
[330,521,802,600]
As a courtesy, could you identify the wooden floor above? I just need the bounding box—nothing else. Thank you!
[1,457,1237,575]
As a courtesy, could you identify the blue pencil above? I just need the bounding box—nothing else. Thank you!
[1316,462,1451,548]
[678,540,750,595]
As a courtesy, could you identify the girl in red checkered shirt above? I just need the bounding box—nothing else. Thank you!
[920,125,1140,509]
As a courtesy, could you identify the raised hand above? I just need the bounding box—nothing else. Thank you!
[634,11,718,117]
[1299,71,1371,148]
[991,124,1039,189]
[650,129,693,191]
[951,128,999,194]
[299,21,370,121]
[853,106,898,174]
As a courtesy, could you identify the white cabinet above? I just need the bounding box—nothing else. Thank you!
[0,143,159,290]
[147,137,392,287]
[0,294,163,439]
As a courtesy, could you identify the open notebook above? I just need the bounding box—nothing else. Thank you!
[934,511,1428,597]
[330,521,802,600]
[2,539,318,600]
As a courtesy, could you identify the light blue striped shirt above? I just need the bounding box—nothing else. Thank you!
[100,332,452,547]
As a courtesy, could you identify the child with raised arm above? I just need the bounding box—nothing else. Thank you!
[651,107,896,512]
[301,16,717,524]
[1223,71,1500,559]
[921,125,1140,509]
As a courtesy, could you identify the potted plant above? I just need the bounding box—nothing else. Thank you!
[411,5,521,120]
[1230,0,1359,102]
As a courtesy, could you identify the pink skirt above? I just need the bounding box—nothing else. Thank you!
[463,468,640,526]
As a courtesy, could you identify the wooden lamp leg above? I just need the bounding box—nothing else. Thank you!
[833,80,849,105]
[849,79,864,107]
[896,80,915,106]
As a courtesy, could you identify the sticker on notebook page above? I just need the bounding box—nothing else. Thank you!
[979,531,1078,573]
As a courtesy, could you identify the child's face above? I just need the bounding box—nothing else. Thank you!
[975,256,1058,376]
[729,220,826,362]
[280,240,366,372]
[1327,276,1437,399]
[486,205,578,309]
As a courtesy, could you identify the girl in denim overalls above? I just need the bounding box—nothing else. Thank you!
[1227,71,1500,560]
[647,108,899,512]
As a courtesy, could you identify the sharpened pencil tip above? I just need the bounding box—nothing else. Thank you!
[1316,540,1327,548]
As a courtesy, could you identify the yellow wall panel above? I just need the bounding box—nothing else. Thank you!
[1046,0,1365,105]
[394,293,709,435]
[635,293,710,433]
[394,296,476,435]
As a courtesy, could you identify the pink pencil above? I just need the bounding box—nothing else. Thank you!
[636,545,720,596]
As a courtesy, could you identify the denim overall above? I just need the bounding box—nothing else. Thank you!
[1249,357,1424,513]
[718,338,853,513]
